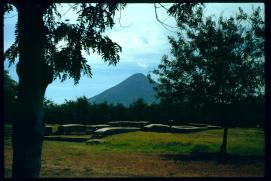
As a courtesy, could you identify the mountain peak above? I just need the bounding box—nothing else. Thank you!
[131,73,145,77]
[124,73,148,82]
[89,73,158,106]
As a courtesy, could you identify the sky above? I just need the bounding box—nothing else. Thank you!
[4,3,264,104]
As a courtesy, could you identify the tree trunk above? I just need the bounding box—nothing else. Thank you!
[12,2,52,178]
[218,96,228,156]
[220,127,228,155]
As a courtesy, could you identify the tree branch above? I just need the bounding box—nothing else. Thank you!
[117,7,133,28]
[154,3,177,33]
[61,3,77,17]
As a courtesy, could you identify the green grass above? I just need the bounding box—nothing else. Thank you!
[4,128,265,177]
[4,127,264,156]
[41,128,264,156]
[100,128,264,156]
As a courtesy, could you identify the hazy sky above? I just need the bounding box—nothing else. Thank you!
[4,3,264,104]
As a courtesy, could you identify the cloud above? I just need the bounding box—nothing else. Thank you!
[141,36,149,44]
[137,62,148,69]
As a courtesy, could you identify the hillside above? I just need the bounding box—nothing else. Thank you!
[89,73,159,106]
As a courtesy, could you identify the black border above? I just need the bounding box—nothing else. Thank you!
[0,0,4,180]
[1,0,270,180]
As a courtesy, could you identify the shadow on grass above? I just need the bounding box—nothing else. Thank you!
[160,152,264,165]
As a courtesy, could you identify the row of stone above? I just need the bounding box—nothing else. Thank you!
[90,124,221,139]
[45,121,221,138]
[45,121,149,135]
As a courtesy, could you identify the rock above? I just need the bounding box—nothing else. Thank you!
[85,128,95,134]
[206,125,222,129]
[143,124,171,132]
[107,121,149,127]
[187,123,208,127]
[86,124,110,130]
[171,125,209,133]
[91,127,141,138]
[172,125,199,129]
[86,139,106,145]
[58,124,87,135]
[143,124,210,133]
[187,123,222,129]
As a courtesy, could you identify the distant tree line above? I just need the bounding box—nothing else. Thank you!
[42,96,264,127]
[4,70,264,128]
[43,97,163,125]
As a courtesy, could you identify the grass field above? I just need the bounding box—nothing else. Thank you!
[4,128,265,177]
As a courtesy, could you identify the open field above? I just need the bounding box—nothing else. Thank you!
[4,128,265,177]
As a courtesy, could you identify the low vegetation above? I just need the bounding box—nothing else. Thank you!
[4,128,264,177]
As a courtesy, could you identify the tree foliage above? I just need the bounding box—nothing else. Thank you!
[151,4,264,155]
[150,5,264,118]
[4,3,126,84]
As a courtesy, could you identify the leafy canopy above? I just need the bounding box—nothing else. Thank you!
[4,3,126,84]
[150,5,264,107]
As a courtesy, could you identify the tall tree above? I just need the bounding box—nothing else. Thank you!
[150,5,264,155]
[4,1,125,177]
